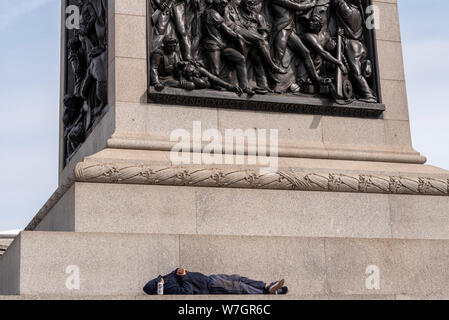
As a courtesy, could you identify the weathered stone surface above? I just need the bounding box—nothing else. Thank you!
[180,235,327,296]
[1,232,179,296]
[326,238,449,297]
[389,195,449,240]
[3,232,449,297]
[195,188,391,239]
[0,237,20,295]
[27,179,449,241]
[0,294,401,300]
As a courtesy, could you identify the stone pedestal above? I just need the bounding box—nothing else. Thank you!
[1,0,449,299]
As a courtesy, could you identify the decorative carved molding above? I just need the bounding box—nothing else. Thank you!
[74,162,449,196]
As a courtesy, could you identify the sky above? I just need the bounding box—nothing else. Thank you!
[0,0,448,231]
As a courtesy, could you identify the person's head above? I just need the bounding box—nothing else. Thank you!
[163,37,178,54]
[241,0,257,14]
[143,275,163,295]
[308,15,323,34]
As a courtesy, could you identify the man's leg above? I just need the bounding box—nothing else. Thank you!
[345,40,376,101]
[209,275,266,295]
[272,28,292,67]
[207,50,222,76]
[152,11,170,52]
[249,49,269,92]
[164,79,182,88]
[235,28,283,72]
[221,48,252,94]
[206,50,228,90]
[172,3,192,60]
[288,32,323,83]
[228,274,267,292]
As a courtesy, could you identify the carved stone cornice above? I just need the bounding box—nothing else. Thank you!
[75,162,449,196]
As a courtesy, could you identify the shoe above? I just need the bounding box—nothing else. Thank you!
[359,95,377,103]
[244,88,255,96]
[253,87,269,95]
[274,286,289,295]
[268,279,285,294]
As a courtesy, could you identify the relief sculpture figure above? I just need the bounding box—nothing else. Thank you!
[151,0,193,60]
[203,0,254,95]
[148,0,380,102]
[333,0,377,102]
[63,0,109,164]
[226,0,287,75]
[269,0,329,92]
[150,37,183,90]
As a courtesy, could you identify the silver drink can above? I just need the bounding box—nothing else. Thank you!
[157,281,164,295]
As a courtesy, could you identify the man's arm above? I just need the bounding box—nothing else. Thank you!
[270,0,316,12]
[303,34,339,65]
[163,269,194,295]
[217,20,239,39]
[196,65,242,93]
[164,278,194,295]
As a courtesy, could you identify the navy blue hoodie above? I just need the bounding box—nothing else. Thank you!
[143,269,210,295]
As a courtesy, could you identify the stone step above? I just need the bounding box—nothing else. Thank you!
[31,182,449,241]
[2,294,445,300]
[1,231,449,298]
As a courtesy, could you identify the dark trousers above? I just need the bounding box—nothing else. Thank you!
[208,274,267,294]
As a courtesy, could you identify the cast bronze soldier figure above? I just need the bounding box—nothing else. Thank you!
[151,0,193,60]
[300,14,348,78]
[146,0,382,106]
[333,0,377,102]
[63,1,109,162]
[204,0,255,95]
[225,0,287,76]
[150,37,183,91]
[178,61,244,94]
[269,0,329,86]
[63,95,87,163]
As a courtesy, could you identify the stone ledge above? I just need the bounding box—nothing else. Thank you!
[2,232,449,297]
[107,135,426,165]
[148,87,386,118]
[0,294,449,301]
[2,294,447,300]
[0,294,412,300]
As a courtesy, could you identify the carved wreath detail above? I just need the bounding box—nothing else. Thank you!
[75,162,449,196]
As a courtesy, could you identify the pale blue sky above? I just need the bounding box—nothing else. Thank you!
[0,0,448,230]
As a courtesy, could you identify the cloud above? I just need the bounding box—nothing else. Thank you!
[0,0,55,31]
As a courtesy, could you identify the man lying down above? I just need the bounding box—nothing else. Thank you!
[143,268,288,295]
